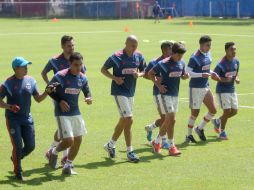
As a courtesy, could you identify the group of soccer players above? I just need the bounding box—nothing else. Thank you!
[0,34,240,180]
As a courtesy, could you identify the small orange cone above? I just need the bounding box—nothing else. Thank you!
[168,16,172,21]
[124,26,129,32]
[52,17,59,23]
[189,20,193,27]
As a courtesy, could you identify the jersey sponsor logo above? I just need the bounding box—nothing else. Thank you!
[122,68,137,74]
[169,71,182,77]
[234,63,238,70]
[77,79,83,87]
[202,64,210,71]
[25,83,31,90]
[65,88,80,94]
[225,71,237,77]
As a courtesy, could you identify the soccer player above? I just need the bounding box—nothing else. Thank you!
[0,57,48,180]
[101,35,146,163]
[42,35,86,165]
[148,42,189,156]
[144,41,174,148]
[185,35,220,143]
[153,1,161,23]
[212,42,240,140]
[46,52,92,175]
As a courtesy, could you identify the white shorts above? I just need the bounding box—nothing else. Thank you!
[154,95,178,114]
[217,93,238,109]
[189,87,210,109]
[56,115,87,139]
[114,96,134,118]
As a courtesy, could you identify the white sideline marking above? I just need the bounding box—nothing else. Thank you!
[0,30,122,36]
[0,30,253,38]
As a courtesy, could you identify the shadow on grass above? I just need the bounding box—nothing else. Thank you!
[0,164,67,187]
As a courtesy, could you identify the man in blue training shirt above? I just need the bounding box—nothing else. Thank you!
[101,35,146,163]
[46,52,92,175]
[0,57,48,180]
[42,35,86,166]
[211,42,240,140]
[144,40,174,148]
[185,35,221,143]
[148,42,189,156]
[153,1,161,23]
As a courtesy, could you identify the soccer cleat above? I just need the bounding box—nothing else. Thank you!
[169,145,181,156]
[104,143,116,158]
[194,127,207,141]
[145,125,153,142]
[151,140,161,153]
[45,148,53,161]
[185,135,197,143]
[161,141,170,149]
[127,151,140,163]
[219,131,228,140]
[212,119,221,134]
[48,149,58,169]
[15,172,24,181]
[62,165,77,175]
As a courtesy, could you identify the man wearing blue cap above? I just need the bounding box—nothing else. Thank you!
[0,57,48,180]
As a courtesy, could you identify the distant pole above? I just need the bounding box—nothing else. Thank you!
[237,0,240,18]
[209,0,212,17]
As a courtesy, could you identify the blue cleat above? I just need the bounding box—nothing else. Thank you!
[145,125,153,142]
[219,131,228,140]
[161,141,170,149]
[212,119,221,134]
[127,151,140,163]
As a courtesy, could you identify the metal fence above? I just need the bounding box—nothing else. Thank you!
[0,0,159,19]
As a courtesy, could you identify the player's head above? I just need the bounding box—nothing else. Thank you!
[69,52,83,75]
[199,35,212,53]
[225,42,236,58]
[125,35,138,55]
[171,42,186,62]
[161,41,173,57]
[12,57,32,77]
[61,35,75,55]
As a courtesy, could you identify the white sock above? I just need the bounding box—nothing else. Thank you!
[50,141,59,149]
[108,139,116,148]
[155,134,162,144]
[187,116,196,136]
[127,146,133,152]
[198,112,214,130]
[63,149,68,157]
[162,135,167,143]
[168,139,174,146]
[52,147,58,155]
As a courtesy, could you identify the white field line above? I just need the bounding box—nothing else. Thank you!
[0,30,253,38]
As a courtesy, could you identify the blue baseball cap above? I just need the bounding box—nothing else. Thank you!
[12,57,32,70]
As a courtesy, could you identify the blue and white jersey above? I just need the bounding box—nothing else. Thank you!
[152,57,185,97]
[214,56,240,93]
[49,69,91,116]
[188,50,212,88]
[103,49,146,97]
[0,75,39,120]
[44,53,86,74]
[145,56,164,96]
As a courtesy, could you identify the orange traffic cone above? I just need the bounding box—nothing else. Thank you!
[124,26,129,32]
[189,20,193,27]
[52,17,59,23]
[168,16,172,21]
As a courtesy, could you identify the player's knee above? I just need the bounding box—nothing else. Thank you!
[223,109,232,117]
[63,138,74,148]
[27,143,35,154]
[230,109,238,117]
[123,117,133,125]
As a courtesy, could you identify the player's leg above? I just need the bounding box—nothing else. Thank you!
[195,89,217,141]
[6,118,23,180]
[21,121,35,159]
[185,88,201,143]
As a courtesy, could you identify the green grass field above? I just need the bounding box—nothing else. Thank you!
[0,18,254,190]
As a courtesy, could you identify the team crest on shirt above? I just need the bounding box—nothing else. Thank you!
[77,79,83,87]
[25,83,31,90]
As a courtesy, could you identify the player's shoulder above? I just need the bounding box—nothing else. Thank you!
[134,50,143,57]
[114,50,124,57]
[24,75,36,83]
[3,75,15,86]
[233,57,240,64]
[161,57,170,64]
